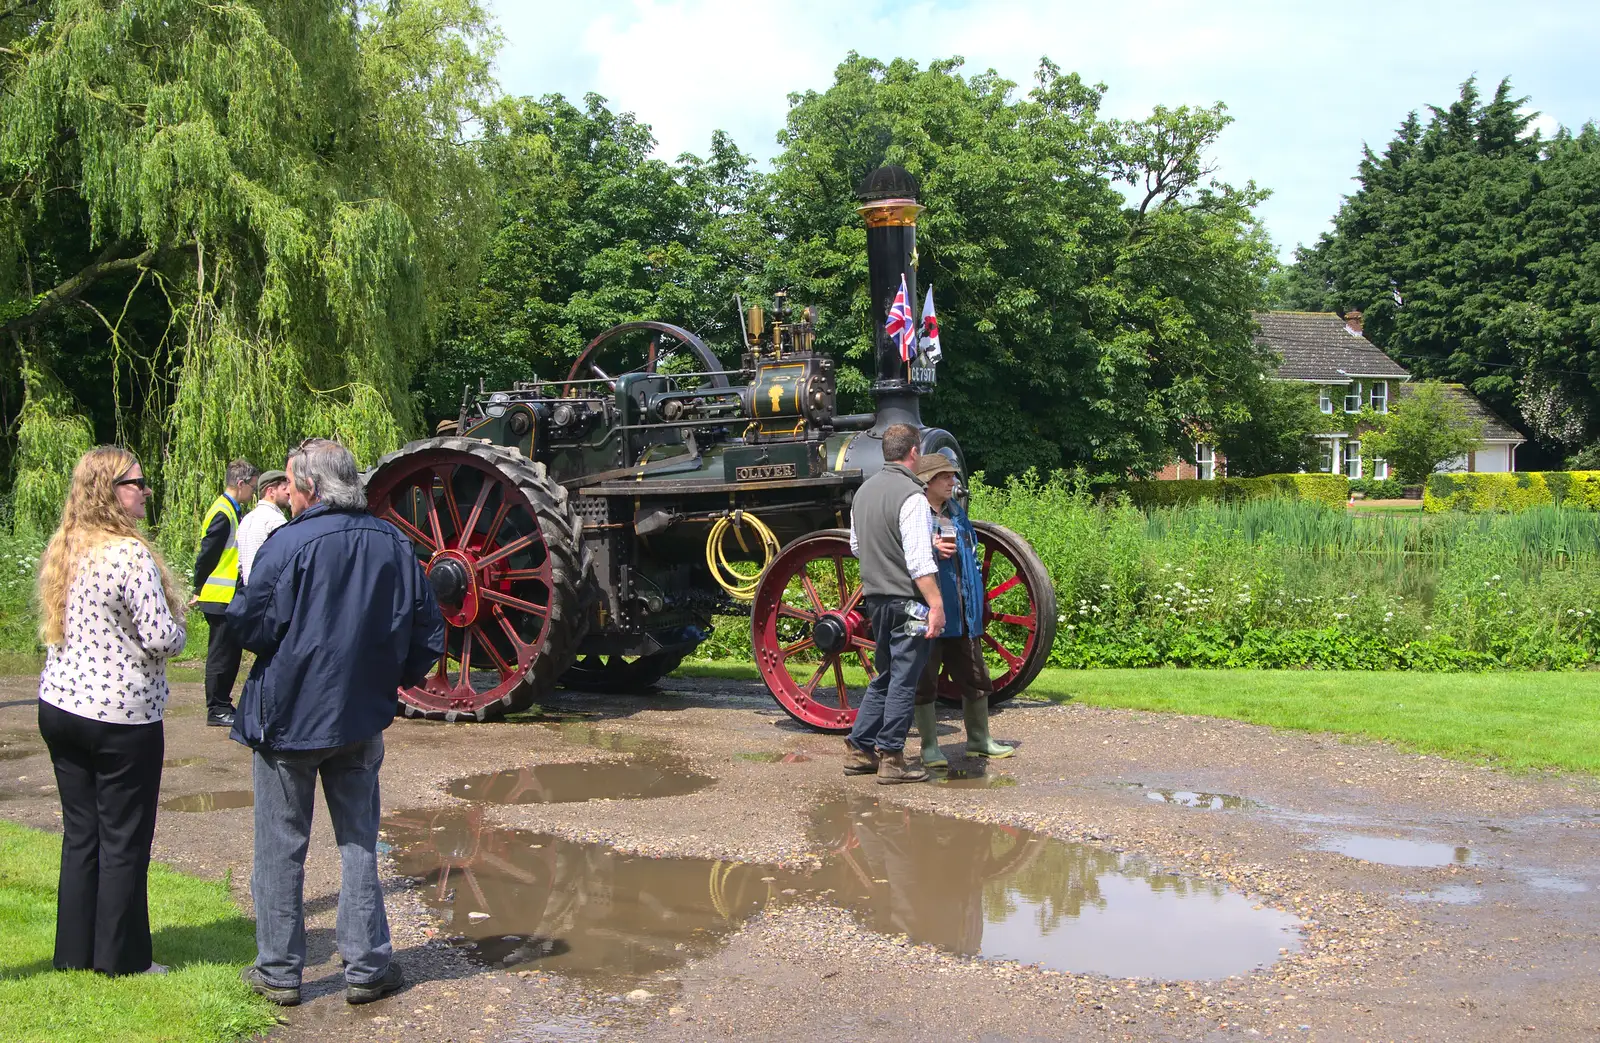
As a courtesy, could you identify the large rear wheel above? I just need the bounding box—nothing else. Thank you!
[364,437,590,720]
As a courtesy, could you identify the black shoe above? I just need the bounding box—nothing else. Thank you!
[346,962,405,1005]
[241,965,300,1006]
[206,710,235,727]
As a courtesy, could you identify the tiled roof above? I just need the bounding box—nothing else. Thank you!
[1397,382,1524,443]
[1254,311,1411,382]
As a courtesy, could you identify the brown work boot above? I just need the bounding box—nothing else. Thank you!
[843,740,879,776]
[876,749,928,785]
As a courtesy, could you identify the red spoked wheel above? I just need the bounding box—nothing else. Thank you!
[935,520,1056,707]
[561,320,729,397]
[364,437,591,721]
[751,530,876,733]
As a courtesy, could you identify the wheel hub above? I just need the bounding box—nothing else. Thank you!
[428,556,471,608]
[812,613,849,655]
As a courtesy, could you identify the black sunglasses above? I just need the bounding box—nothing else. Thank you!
[115,476,150,490]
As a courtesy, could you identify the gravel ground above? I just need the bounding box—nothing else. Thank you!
[2,672,1598,1042]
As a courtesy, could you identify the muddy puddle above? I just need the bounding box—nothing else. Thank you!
[1317,834,1476,867]
[934,767,1018,788]
[384,795,1301,982]
[162,756,208,768]
[448,761,713,804]
[1400,885,1482,905]
[161,790,254,812]
[1122,783,1254,810]
[0,741,37,762]
[736,752,812,763]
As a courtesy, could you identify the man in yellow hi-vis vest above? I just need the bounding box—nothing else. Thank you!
[192,459,259,727]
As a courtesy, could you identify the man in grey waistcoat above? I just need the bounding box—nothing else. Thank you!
[846,422,946,783]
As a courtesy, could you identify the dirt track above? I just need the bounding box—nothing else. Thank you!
[2,672,1598,1042]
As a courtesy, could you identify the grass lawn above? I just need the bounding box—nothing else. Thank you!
[0,820,277,1043]
[676,660,1600,775]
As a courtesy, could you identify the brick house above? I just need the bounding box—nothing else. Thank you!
[1163,310,1523,480]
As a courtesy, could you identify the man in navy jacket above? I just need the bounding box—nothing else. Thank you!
[226,438,444,1007]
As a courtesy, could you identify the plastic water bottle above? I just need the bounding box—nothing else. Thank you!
[898,601,930,638]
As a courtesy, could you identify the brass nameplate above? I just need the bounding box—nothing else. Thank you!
[735,462,798,481]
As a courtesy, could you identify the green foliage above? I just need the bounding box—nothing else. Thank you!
[1,0,498,539]
[1358,382,1484,483]
[1349,477,1407,499]
[1282,77,1598,460]
[0,819,277,1043]
[1121,473,1349,509]
[763,54,1278,478]
[1424,470,1600,513]
[11,376,94,539]
[1212,379,1328,477]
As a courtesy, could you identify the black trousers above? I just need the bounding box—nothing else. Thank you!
[203,607,242,714]
[37,699,165,975]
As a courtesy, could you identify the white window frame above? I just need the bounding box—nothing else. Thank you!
[1369,380,1388,414]
[1344,439,1363,479]
[1344,381,1364,413]
[1195,443,1216,481]
[1372,457,1389,480]
[1319,441,1335,474]
[1318,387,1333,414]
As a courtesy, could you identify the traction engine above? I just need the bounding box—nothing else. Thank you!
[363,166,1056,730]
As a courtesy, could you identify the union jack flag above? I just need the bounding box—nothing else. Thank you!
[885,274,917,362]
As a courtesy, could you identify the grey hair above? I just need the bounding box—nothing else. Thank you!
[287,438,366,510]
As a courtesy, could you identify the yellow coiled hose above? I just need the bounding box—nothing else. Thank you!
[706,510,781,601]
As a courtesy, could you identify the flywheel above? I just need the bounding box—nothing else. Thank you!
[364,437,591,720]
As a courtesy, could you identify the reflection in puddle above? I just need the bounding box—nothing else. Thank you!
[1400,885,1482,905]
[1318,834,1476,867]
[1121,783,1253,810]
[736,752,812,764]
[1527,875,1590,894]
[384,796,1301,982]
[0,734,39,762]
[161,790,254,812]
[447,761,714,804]
[162,757,208,768]
[934,768,1017,789]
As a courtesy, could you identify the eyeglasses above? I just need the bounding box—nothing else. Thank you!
[115,476,150,490]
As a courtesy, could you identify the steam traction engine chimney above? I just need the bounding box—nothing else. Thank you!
[856,165,926,432]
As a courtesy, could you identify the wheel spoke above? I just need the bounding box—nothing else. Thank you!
[993,612,1037,630]
[780,636,815,658]
[832,554,847,603]
[441,467,465,544]
[855,648,876,679]
[800,571,825,614]
[987,575,1021,601]
[496,566,550,583]
[981,543,995,588]
[384,508,437,553]
[459,628,473,682]
[424,489,446,551]
[802,658,830,696]
[476,532,536,571]
[481,588,549,617]
[983,632,1023,671]
[482,502,512,548]
[839,583,864,616]
[831,659,849,709]
[493,605,531,652]
[471,625,512,674]
[777,603,818,623]
[460,479,492,549]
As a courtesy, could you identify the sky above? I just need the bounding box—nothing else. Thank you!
[486,0,1600,260]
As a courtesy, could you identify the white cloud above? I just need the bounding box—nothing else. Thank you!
[487,0,1600,258]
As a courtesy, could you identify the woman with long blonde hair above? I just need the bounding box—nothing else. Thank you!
[36,446,186,976]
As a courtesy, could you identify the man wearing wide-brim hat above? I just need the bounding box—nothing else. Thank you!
[911,451,1014,766]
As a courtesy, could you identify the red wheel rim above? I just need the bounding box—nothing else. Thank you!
[936,526,1042,702]
[752,532,876,732]
[365,450,555,715]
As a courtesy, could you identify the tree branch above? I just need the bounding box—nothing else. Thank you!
[0,240,159,336]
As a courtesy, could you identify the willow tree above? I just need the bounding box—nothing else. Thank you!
[0,0,497,543]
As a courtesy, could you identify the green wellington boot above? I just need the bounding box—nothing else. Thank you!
[913,702,948,768]
[963,697,1015,758]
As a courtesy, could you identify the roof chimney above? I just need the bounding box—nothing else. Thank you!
[1343,309,1364,337]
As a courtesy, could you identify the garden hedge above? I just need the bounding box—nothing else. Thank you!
[1423,471,1600,513]
[1123,473,1349,509]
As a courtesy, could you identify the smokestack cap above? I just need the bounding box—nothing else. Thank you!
[855,165,921,203]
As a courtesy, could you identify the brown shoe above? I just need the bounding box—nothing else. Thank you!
[843,740,879,776]
[876,750,928,785]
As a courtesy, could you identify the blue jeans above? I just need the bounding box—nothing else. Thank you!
[848,596,934,754]
[251,736,391,987]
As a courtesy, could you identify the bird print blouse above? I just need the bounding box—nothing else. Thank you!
[39,538,187,724]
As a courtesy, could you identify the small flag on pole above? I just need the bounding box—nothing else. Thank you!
[919,285,942,363]
[885,274,917,362]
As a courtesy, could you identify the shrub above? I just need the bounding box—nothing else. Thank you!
[1349,477,1406,499]
[1122,473,1348,509]
[1424,471,1600,513]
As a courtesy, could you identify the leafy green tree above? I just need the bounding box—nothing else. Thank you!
[1212,379,1328,477]
[0,0,497,539]
[763,54,1277,478]
[1280,77,1600,462]
[1359,382,1484,483]
[416,95,767,419]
